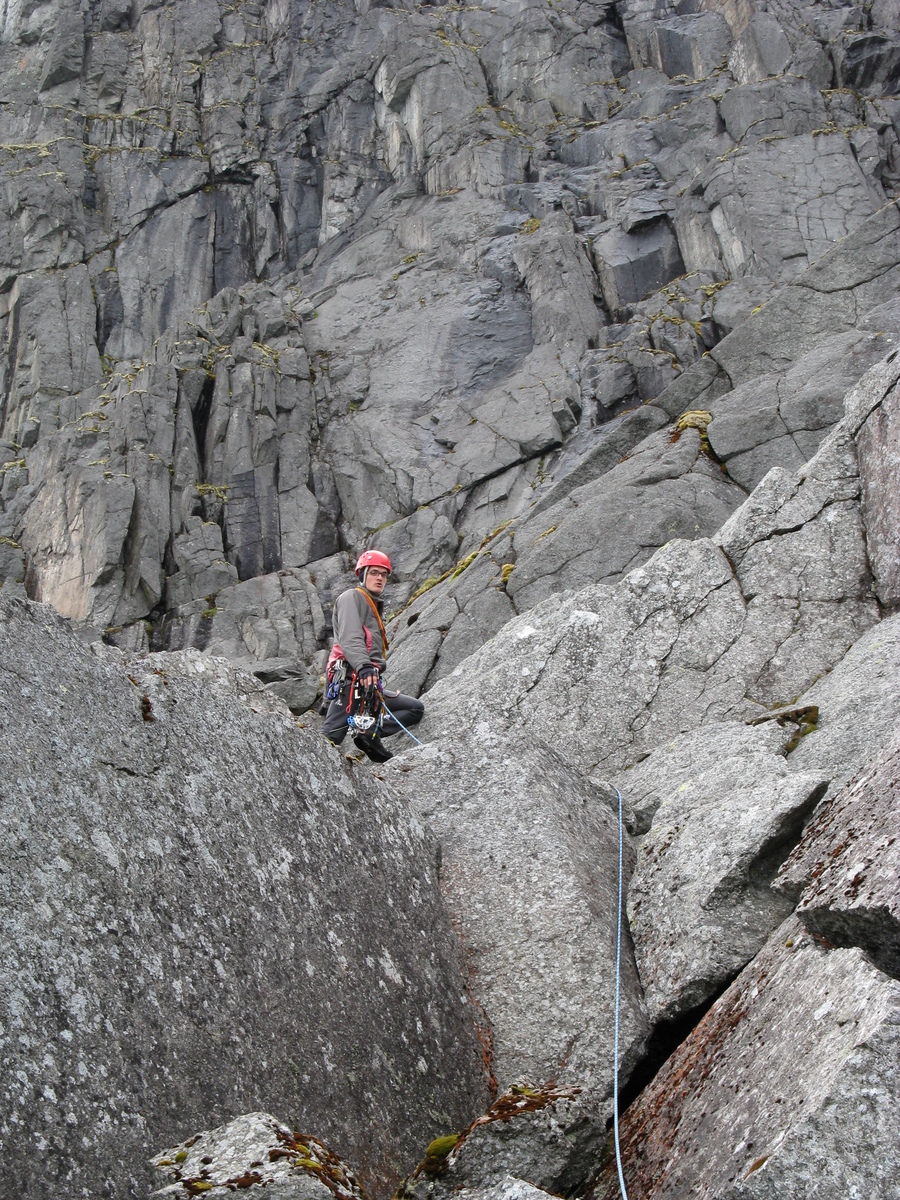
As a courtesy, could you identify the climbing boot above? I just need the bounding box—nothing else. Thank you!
[352,734,393,763]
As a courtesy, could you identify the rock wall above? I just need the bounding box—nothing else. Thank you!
[2,1,900,1198]
[1,0,899,708]
[380,351,900,1200]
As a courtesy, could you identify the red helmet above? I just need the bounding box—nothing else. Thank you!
[355,549,392,580]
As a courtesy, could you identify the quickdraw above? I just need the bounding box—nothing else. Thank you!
[344,671,385,737]
[325,659,347,702]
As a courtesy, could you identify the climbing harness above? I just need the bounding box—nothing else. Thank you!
[612,783,630,1200]
[382,699,424,747]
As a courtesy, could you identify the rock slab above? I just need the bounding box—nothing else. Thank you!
[778,728,900,979]
[625,724,828,1022]
[594,918,900,1200]
[0,596,486,1200]
[388,731,649,1191]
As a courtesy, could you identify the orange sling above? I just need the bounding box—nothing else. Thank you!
[355,587,390,659]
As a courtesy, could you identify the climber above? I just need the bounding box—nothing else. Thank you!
[321,549,424,762]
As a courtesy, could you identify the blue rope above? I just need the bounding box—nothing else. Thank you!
[381,700,424,747]
[613,784,630,1200]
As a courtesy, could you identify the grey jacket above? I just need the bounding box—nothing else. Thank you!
[331,587,388,672]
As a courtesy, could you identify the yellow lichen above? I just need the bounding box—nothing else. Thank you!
[194,483,229,503]
[676,410,712,432]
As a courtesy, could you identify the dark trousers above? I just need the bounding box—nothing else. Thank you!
[322,684,425,745]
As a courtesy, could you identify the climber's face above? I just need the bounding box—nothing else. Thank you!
[364,567,388,596]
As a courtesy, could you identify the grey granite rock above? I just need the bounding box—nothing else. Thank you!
[388,733,648,1109]
[419,397,880,777]
[150,1112,351,1200]
[777,728,900,978]
[39,7,85,92]
[506,425,744,611]
[369,219,897,691]
[388,408,739,700]
[424,1089,610,1198]
[710,200,900,384]
[413,538,775,775]
[706,328,898,490]
[160,565,328,712]
[385,537,517,697]
[19,363,178,628]
[832,31,900,96]
[1,0,897,701]
[705,277,778,339]
[372,507,461,608]
[609,718,793,838]
[450,1175,560,1200]
[593,918,900,1200]
[165,516,239,609]
[0,533,25,583]
[592,221,685,315]
[4,7,900,1197]
[699,133,879,285]
[3,265,102,446]
[852,349,900,607]
[628,749,827,1022]
[783,613,900,792]
[0,594,487,1200]
[718,77,828,145]
[477,4,631,127]
[649,14,732,81]
[727,13,793,84]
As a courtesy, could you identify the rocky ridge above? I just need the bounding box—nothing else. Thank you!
[1,0,900,1198]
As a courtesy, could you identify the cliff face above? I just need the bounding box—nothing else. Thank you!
[1,0,899,692]
[1,1,900,1198]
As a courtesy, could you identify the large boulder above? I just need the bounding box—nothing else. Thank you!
[623,723,828,1022]
[778,727,900,978]
[593,917,900,1200]
[387,731,649,1191]
[149,1112,362,1200]
[0,595,487,1200]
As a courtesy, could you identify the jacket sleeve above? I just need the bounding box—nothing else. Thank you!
[332,591,373,672]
